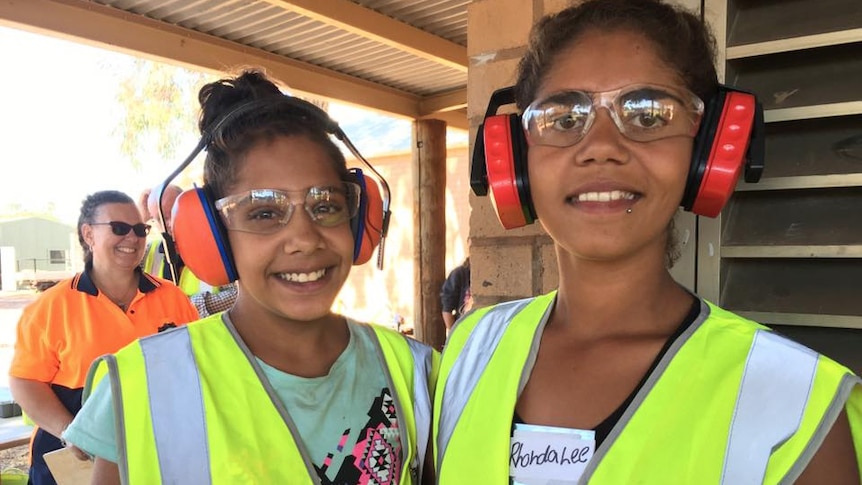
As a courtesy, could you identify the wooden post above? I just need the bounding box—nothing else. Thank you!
[413,119,447,350]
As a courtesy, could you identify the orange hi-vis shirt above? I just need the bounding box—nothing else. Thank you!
[10,267,199,389]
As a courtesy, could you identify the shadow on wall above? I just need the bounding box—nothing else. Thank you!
[336,144,470,331]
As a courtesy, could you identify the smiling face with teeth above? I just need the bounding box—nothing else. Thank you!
[226,134,356,325]
[82,202,147,271]
[526,28,693,264]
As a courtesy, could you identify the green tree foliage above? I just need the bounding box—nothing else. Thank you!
[0,201,60,221]
[115,59,212,171]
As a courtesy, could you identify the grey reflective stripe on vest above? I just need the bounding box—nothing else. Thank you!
[86,354,132,485]
[436,297,536,471]
[152,247,165,277]
[405,337,434,480]
[720,329,818,485]
[140,327,212,484]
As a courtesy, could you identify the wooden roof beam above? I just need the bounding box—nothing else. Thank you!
[268,0,468,73]
[0,0,426,120]
[419,89,467,115]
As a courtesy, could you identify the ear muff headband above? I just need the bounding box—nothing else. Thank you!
[161,94,392,286]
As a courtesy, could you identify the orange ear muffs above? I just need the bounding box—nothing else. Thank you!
[171,187,237,287]
[160,95,392,282]
[349,168,384,265]
[683,86,765,217]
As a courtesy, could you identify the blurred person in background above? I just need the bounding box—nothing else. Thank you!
[440,257,471,336]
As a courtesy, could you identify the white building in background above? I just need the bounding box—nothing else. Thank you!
[0,217,79,290]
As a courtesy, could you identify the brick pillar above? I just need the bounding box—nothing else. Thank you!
[466,0,569,308]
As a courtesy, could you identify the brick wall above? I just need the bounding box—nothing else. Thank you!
[467,0,560,308]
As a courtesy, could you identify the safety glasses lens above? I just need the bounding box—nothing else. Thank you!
[522,91,592,147]
[216,183,361,234]
[523,84,703,147]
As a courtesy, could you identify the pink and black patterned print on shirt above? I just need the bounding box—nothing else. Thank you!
[316,388,402,485]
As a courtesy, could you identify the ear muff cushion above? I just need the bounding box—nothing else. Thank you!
[352,173,384,265]
[484,114,531,229]
[172,188,237,286]
[683,91,724,211]
[690,91,757,217]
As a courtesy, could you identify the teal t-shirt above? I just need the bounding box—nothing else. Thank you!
[65,316,404,483]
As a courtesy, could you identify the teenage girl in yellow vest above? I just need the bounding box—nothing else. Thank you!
[65,70,437,484]
[434,0,861,483]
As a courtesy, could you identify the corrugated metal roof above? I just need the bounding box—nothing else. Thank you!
[87,0,468,98]
[354,0,469,46]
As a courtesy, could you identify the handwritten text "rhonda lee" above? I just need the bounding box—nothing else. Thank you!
[510,441,591,469]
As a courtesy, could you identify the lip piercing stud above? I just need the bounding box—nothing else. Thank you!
[626,208,633,214]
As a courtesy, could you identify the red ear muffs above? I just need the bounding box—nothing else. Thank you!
[349,168,384,265]
[470,87,536,229]
[473,85,765,228]
[482,114,534,229]
[171,187,237,287]
[683,86,764,217]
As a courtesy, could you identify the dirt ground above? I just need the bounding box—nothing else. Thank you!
[0,443,29,473]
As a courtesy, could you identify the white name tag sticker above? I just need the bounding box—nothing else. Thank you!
[510,424,596,484]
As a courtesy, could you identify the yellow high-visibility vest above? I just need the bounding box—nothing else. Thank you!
[87,314,438,484]
[434,291,862,484]
[142,241,207,296]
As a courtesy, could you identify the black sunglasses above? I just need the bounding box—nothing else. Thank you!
[90,221,151,238]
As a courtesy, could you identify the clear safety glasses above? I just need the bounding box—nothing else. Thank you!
[522,84,705,147]
[215,183,361,234]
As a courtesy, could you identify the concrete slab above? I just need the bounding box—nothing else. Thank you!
[0,415,31,451]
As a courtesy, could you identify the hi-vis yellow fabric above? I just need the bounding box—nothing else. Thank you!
[142,241,206,296]
[86,314,438,485]
[434,292,862,484]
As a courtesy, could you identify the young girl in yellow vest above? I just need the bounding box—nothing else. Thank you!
[433,0,861,483]
[65,69,438,484]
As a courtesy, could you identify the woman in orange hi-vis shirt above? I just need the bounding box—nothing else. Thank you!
[9,190,198,485]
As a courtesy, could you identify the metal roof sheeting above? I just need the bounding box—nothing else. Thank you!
[88,0,468,98]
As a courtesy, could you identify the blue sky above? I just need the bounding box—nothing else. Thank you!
[0,26,464,225]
